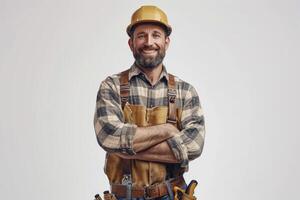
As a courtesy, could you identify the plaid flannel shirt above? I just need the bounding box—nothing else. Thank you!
[94,64,205,168]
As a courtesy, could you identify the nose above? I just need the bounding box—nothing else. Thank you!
[145,35,154,46]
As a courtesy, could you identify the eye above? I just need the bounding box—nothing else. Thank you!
[137,34,145,39]
[153,34,161,38]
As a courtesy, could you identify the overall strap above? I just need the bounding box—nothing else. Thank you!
[119,69,132,196]
[119,69,130,109]
[167,73,177,125]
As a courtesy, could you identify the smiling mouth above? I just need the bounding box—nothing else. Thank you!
[141,49,157,55]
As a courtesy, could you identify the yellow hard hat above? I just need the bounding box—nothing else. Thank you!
[127,5,172,37]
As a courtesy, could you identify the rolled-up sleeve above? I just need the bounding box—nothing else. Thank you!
[93,77,137,155]
[167,85,205,168]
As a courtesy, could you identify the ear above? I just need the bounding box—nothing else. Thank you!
[165,36,170,50]
[128,38,134,52]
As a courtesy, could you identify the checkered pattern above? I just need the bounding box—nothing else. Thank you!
[94,64,205,168]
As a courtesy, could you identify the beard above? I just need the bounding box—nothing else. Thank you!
[133,46,166,69]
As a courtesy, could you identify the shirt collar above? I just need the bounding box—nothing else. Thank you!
[128,63,169,82]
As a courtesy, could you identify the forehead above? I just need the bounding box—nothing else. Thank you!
[133,23,166,35]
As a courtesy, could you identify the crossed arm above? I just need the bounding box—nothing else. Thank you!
[115,123,181,163]
[94,78,205,167]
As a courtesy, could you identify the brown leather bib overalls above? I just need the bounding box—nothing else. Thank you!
[105,70,184,199]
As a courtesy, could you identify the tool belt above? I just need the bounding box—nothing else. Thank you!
[111,176,185,199]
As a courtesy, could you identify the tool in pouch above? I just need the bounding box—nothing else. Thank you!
[93,174,131,200]
[94,190,117,200]
[174,180,198,200]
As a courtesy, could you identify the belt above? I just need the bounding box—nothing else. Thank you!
[111,176,185,199]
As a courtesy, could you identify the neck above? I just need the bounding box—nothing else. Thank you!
[136,63,163,86]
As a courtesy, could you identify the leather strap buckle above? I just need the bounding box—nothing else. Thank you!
[168,88,176,103]
[120,96,128,103]
[122,174,132,200]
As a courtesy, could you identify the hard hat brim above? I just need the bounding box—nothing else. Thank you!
[126,20,172,37]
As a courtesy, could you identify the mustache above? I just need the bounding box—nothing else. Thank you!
[139,45,159,51]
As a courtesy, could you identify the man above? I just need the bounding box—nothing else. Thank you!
[94,5,205,200]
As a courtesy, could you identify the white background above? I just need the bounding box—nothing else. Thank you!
[1,0,299,199]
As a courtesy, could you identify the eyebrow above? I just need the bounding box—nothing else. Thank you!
[136,30,163,36]
[153,31,162,35]
[136,31,146,36]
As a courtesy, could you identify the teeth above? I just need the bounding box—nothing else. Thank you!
[142,50,156,54]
